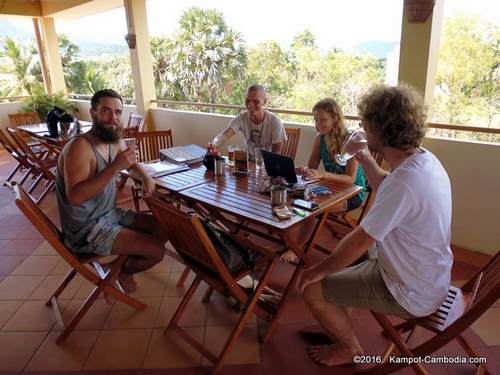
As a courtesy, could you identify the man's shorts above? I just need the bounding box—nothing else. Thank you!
[321,258,416,319]
[77,208,138,256]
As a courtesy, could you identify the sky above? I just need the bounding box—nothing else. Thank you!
[3,0,499,51]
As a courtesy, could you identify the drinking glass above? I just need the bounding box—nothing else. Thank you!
[227,145,236,166]
[334,128,367,166]
[254,147,263,169]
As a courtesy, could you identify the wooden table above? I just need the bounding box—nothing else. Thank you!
[17,121,92,148]
[175,164,362,340]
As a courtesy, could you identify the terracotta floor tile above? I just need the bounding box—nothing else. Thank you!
[18,225,45,240]
[31,241,57,256]
[73,278,107,300]
[0,225,25,239]
[0,300,23,328]
[53,298,113,331]
[143,327,204,368]
[129,272,170,298]
[155,296,207,328]
[206,294,256,326]
[29,274,84,300]
[0,238,43,256]
[2,299,69,332]
[104,297,161,329]
[0,275,46,300]
[469,252,492,268]
[164,271,209,297]
[471,307,500,346]
[0,213,31,226]
[84,329,152,370]
[202,324,260,366]
[145,254,174,273]
[0,332,47,371]
[25,330,100,371]
[11,255,61,276]
[0,255,26,275]
[50,258,73,275]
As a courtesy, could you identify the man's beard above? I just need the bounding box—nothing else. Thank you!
[94,120,122,143]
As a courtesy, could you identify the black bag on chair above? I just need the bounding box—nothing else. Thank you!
[46,106,66,137]
[202,220,256,273]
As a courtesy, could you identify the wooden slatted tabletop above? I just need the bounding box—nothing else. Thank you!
[180,169,362,231]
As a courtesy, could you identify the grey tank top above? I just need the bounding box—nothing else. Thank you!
[55,136,116,251]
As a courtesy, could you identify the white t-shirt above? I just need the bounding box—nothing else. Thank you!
[361,148,453,317]
[228,110,287,158]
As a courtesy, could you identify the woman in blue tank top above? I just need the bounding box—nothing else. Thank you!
[301,98,367,210]
[281,98,368,263]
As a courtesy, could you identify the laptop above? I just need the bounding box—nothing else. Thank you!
[261,150,300,185]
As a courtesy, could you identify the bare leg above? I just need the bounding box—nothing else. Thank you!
[302,282,363,366]
[111,214,166,293]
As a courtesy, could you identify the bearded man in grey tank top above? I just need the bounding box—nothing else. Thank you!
[55,89,167,293]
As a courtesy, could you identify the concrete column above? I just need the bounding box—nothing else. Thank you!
[398,0,444,111]
[38,17,67,94]
[123,0,157,129]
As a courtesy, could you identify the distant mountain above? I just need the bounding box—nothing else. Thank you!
[0,20,127,58]
[355,40,399,59]
[76,41,128,58]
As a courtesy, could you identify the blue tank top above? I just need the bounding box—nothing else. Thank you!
[319,135,366,201]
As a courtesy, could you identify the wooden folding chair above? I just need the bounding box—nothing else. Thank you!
[13,182,147,344]
[0,128,37,187]
[129,130,174,211]
[359,252,499,375]
[7,127,57,204]
[145,194,280,374]
[122,112,145,138]
[8,111,44,146]
[282,127,301,160]
[325,151,384,239]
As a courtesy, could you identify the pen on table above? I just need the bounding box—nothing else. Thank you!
[291,207,306,217]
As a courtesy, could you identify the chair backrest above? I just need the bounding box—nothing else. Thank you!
[0,128,24,159]
[145,195,234,283]
[8,112,41,127]
[133,130,173,162]
[7,127,53,178]
[123,113,145,137]
[463,251,499,311]
[13,182,83,267]
[282,127,301,160]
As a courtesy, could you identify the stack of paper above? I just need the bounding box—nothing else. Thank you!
[140,161,189,177]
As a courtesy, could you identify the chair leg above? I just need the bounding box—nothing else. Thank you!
[202,287,214,303]
[213,257,278,374]
[456,335,492,375]
[166,276,201,333]
[4,163,21,184]
[46,268,78,306]
[176,266,191,287]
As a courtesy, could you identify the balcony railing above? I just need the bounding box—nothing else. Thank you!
[3,95,499,138]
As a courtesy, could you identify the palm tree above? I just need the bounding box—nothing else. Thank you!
[168,7,247,104]
[0,36,42,96]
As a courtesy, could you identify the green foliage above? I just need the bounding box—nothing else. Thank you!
[22,89,78,120]
[0,36,42,96]
[165,7,247,103]
[434,14,499,128]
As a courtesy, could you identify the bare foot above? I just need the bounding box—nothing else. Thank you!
[308,343,363,366]
[298,325,334,345]
[280,250,299,263]
[118,273,137,294]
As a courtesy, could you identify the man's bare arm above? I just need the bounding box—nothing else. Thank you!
[63,138,135,205]
[272,142,283,153]
[355,149,388,191]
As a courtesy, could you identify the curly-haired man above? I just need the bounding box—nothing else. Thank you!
[299,85,453,366]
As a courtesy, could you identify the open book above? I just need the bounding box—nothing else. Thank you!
[140,161,189,178]
[160,144,206,165]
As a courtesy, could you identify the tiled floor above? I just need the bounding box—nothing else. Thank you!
[0,150,499,374]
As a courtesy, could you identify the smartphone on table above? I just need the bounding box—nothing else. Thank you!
[292,199,319,211]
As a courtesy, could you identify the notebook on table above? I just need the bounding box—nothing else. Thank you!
[160,144,206,165]
[140,161,189,178]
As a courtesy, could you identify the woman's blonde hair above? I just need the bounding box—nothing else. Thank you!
[312,98,348,157]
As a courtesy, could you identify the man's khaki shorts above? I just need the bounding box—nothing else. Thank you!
[321,258,415,319]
